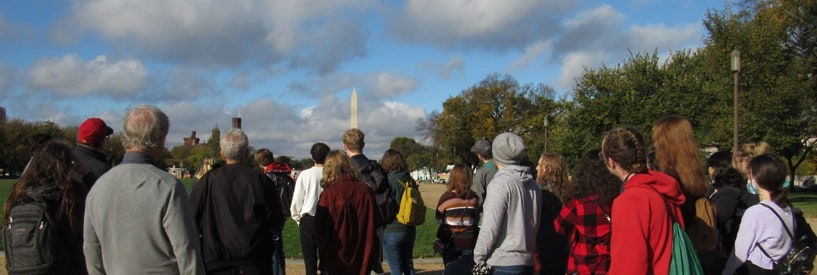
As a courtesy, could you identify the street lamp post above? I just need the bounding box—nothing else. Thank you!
[543,116,550,152]
[731,49,741,153]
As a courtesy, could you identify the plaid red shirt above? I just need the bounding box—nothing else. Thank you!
[553,195,612,275]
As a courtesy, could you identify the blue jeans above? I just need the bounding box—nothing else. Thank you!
[272,223,285,275]
[491,265,534,275]
[383,228,416,275]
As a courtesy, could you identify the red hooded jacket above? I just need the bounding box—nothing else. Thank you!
[608,170,686,275]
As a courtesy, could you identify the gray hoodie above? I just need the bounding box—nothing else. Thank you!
[473,164,542,267]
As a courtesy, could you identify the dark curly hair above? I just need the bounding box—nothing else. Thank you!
[569,149,622,208]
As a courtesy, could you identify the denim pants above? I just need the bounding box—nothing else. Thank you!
[271,221,286,275]
[491,265,534,275]
[383,228,416,275]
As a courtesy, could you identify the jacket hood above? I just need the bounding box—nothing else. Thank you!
[496,164,535,186]
[388,170,411,181]
[624,169,686,207]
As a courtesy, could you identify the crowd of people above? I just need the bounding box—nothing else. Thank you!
[1,106,808,275]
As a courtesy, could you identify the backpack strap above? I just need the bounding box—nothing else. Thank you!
[758,203,794,239]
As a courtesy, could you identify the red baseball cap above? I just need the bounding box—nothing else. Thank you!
[78,118,114,145]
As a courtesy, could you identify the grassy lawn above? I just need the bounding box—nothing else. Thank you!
[0,178,441,258]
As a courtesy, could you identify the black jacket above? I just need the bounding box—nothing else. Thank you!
[189,164,282,270]
[72,145,111,188]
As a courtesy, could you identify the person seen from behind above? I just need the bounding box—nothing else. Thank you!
[380,149,418,275]
[652,115,719,272]
[4,141,89,274]
[316,150,379,275]
[470,138,497,209]
[435,164,480,270]
[290,143,330,275]
[554,149,621,275]
[83,104,204,274]
[602,126,685,275]
[534,152,569,274]
[189,128,282,274]
[342,128,386,274]
[72,117,114,188]
[722,154,793,275]
[254,148,292,275]
[707,150,746,266]
[473,132,542,274]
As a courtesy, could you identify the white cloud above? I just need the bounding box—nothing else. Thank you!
[553,5,626,57]
[28,55,148,98]
[61,0,375,73]
[558,51,606,90]
[371,72,417,98]
[390,0,574,51]
[552,4,704,91]
[509,40,552,71]
[627,23,702,51]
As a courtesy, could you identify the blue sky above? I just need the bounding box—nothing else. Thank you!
[0,0,723,160]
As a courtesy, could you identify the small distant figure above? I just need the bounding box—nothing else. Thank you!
[473,132,542,274]
[470,138,497,209]
[73,117,114,188]
[190,129,282,274]
[4,141,88,274]
[290,143,331,275]
[316,150,379,275]
[83,105,204,274]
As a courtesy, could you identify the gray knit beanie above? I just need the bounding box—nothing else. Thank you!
[492,132,525,166]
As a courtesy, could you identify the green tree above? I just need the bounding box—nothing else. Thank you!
[704,1,817,191]
[389,137,432,172]
[427,74,558,168]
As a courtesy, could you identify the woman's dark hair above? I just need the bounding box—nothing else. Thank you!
[570,150,622,208]
[707,150,733,170]
[601,127,648,173]
[708,150,744,189]
[380,149,408,173]
[749,153,788,207]
[712,167,744,189]
[4,141,84,231]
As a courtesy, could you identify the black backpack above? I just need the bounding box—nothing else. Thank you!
[4,202,55,275]
[266,172,295,218]
[358,160,397,226]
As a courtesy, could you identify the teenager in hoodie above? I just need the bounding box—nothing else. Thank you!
[473,132,542,274]
[601,127,686,275]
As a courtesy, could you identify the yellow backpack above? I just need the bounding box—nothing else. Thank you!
[395,179,426,226]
